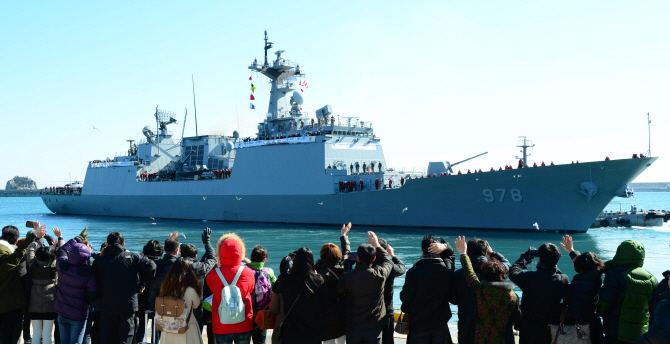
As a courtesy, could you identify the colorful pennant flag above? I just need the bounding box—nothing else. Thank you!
[250,103,255,109]
[249,76,252,80]
[250,94,255,100]
[251,84,256,92]
[300,89,304,92]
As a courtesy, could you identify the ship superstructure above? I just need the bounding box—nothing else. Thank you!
[40,32,658,233]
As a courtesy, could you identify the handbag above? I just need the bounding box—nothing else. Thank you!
[548,308,591,344]
[254,303,277,330]
[394,311,409,334]
[276,291,301,341]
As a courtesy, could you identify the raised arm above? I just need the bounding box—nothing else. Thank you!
[386,245,406,277]
[26,241,39,267]
[455,236,481,291]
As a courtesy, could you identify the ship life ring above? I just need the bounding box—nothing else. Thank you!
[600,219,609,227]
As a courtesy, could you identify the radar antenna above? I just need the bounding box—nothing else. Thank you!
[154,106,177,146]
[516,136,534,168]
[264,30,274,67]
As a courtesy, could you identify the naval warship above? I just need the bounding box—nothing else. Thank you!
[40,32,658,233]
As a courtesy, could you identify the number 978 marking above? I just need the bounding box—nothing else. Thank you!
[483,188,522,202]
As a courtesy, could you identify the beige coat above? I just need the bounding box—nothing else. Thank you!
[159,287,203,344]
[269,292,285,344]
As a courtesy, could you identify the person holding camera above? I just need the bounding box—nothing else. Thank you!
[0,222,46,344]
[509,243,568,344]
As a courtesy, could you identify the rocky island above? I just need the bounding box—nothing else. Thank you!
[1,176,40,197]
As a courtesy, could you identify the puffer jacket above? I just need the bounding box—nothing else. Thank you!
[599,240,657,343]
[337,245,393,332]
[634,290,670,344]
[206,233,255,335]
[316,258,346,340]
[0,234,36,313]
[54,238,99,321]
[92,242,155,315]
[26,242,58,313]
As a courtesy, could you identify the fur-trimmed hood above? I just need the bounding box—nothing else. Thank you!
[215,233,246,267]
[0,239,16,254]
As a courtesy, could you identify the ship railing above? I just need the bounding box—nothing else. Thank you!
[40,189,82,196]
[272,59,295,68]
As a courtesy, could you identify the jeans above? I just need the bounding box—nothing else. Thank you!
[347,326,383,344]
[214,332,252,344]
[58,315,87,344]
[408,324,452,344]
[0,309,25,344]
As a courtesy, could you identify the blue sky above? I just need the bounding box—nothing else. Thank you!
[2,1,669,187]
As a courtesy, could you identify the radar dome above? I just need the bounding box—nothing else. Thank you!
[142,125,154,139]
[291,91,304,105]
[225,142,234,151]
[257,124,263,131]
[233,131,240,139]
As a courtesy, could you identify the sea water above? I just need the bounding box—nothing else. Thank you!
[2,194,669,315]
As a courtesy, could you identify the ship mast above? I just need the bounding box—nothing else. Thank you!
[516,136,534,168]
[249,31,305,124]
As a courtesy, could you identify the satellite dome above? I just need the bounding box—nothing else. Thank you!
[233,131,240,139]
[225,142,234,151]
[142,125,154,139]
[291,91,304,105]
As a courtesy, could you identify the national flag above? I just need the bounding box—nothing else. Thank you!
[249,76,252,80]
[250,103,255,109]
[250,94,255,100]
[251,84,256,92]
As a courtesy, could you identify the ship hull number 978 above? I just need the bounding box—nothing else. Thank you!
[482,189,522,202]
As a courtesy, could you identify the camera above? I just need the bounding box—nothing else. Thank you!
[528,246,539,258]
[25,221,35,228]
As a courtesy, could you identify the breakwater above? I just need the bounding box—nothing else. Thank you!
[0,190,40,197]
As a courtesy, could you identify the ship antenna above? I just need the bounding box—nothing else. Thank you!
[263,30,273,67]
[647,112,651,157]
[181,108,188,142]
[192,74,198,136]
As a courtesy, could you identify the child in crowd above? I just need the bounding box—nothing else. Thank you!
[245,245,277,344]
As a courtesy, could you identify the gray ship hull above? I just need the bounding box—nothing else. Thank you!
[41,157,656,233]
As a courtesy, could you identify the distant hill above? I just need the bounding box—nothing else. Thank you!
[630,182,670,192]
[5,176,38,190]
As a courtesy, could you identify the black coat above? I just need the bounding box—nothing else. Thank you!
[272,273,328,344]
[148,253,178,310]
[449,252,510,336]
[383,256,406,314]
[560,251,604,343]
[337,246,393,332]
[649,274,669,324]
[509,256,569,344]
[92,243,156,314]
[400,247,456,335]
[316,259,346,340]
[634,291,670,344]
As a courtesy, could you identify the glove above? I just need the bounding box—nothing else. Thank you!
[79,227,89,238]
[202,227,212,244]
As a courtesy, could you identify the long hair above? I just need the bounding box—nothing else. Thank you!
[159,258,202,298]
[290,247,323,296]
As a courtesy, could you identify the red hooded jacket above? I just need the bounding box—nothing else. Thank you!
[206,234,255,334]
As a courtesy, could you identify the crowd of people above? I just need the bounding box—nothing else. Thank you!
[1,221,669,344]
